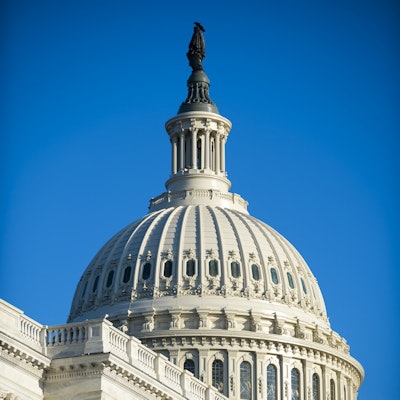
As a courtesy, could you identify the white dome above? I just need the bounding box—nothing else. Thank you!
[69,204,328,329]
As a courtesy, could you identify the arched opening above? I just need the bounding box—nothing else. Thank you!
[240,361,251,399]
[266,364,277,400]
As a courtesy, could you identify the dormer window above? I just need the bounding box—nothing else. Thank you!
[123,266,132,283]
[92,276,99,293]
[106,270,114,287]
[186,259,195,276]
[287,272,295,289]
[270,267,279,284]
[251,264,260,281]
[209,259,219,276]
[231,261,241,278]
[163,260,173,278]
[142,262,151,280]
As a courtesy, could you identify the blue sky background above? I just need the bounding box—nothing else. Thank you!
[1,1,398,398]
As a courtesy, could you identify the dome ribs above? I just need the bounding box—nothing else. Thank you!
[217,207,246,291]
[205,206,225,290]
[175,205,194,291]
[132,208,173,294]
[153,206,183,292]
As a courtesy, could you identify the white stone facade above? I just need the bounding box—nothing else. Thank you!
[0,300,227,400]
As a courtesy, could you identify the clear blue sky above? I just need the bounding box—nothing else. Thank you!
[1,1,398,398]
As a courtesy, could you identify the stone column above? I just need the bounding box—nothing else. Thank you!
[205,129,210,170]
[220,135,226,173]
[215,132,220,173]
[191,129,197,169]
[172,135,177,174]
[179,132,185,171]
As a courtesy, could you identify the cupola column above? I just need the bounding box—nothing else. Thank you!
[191,126,198,169]
[179,131,185,171]
[220,135,226,172]
[205,129,210,170]
[172,136,178,174]
[215,132,221,173]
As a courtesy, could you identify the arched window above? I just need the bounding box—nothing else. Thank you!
[270,268,279,284]
[231,261,241,278]
[240,361,251,399]
[163,260,173,278]
[142,262,151,280]
[301,278,307,294]
[184,359,195,375]
[209,259,219,276]
[123,266,132,283]
[330,379,336,400]
[287,272,295,289]
[251,264,260,281]
[291,368,300,400]
[312,373,320,400]
[186,259,195,276]
[106,270,114,287]
[92,276,99,293]
[212,359,224,393]
[266,364,277,400]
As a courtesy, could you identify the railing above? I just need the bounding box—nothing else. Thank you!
[19,314,42,346]
[0,299,228,399]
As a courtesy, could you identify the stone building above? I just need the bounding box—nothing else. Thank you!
[0,26,363,400]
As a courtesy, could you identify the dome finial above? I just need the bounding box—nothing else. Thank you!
[179,23,218,114]
[187,22,206,71]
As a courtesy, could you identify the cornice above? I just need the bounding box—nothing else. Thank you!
[139,332,363,387]
[0,340,48,378]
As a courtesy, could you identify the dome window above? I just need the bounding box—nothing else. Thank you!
[251,264,260,281]
[312,373,320,400]
[212,359,224,394]
[240,361,251,399]
[291,368,300,400]
[186,259,196,277]
[287,272,295,289]
[267,364,277,400]
[183,359,195,375]
[106,270,114,288]
[163,260,173,278]
[142,262,151,280]
[330,379,336,400]
[81,281,88,299]
[301,278,307,294]
[123,266,132,283]
[231,261,241,278]
[270,268,279,284]
[92,276,99,293]
[209,259,219,277]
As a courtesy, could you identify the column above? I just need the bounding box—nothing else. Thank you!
[205,129,210,170]
[215,132,220,174]
[179,132,185,171]
[220,135,226,173]
[191,129,197,169]
[172,136,177,174]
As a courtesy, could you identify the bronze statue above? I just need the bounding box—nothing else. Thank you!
[187,22,206,71]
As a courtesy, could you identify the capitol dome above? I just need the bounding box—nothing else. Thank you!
[67,24,363,400]
[69,205,328,331]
